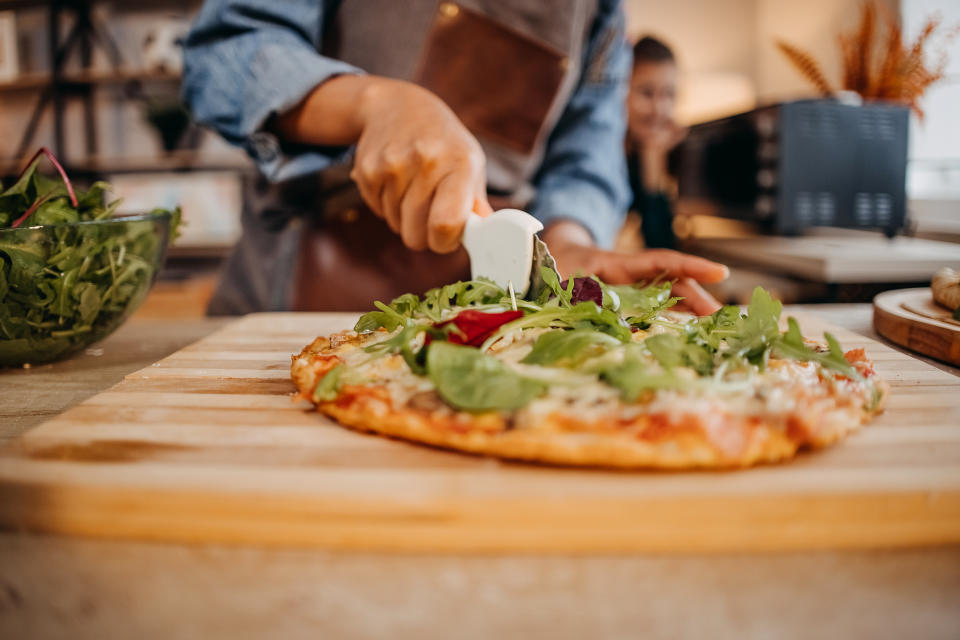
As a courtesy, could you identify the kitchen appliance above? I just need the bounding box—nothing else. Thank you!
[676,99,910,236]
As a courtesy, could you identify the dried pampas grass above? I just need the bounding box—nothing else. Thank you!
[777,1,957,119]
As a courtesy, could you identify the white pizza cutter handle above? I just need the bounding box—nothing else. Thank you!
[461,209,544,297]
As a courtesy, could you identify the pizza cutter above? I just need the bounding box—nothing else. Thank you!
[461,208,559,298]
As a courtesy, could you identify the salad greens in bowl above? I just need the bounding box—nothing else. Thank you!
[0,148,180,366]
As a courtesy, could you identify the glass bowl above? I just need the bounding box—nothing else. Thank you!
[0,211,173,366]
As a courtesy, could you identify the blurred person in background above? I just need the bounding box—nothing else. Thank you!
[182,1,725,315]
[626,36,685,250]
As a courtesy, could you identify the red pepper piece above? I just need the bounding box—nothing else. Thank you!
[434,309,524,347]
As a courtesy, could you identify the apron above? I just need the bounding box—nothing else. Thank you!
[207,0,597,314]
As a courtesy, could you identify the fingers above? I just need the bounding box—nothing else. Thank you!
[395,162,478,253]
[351,137,486,253]
[350,154,384,219]
[591,258,632,285]
[624,249,728,284]
[426,171,481,253]
[397,173,432,251]
[672,277,722,316]
[379,151,411,234]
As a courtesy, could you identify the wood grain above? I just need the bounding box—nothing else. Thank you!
[0,317,229,444]
[874,288,960,366]
[0,312,958,553]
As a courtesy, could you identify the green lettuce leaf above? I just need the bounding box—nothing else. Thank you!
[521,329,621,367]
[426,341,547,411]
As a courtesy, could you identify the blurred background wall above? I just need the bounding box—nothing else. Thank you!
[625,0,904,119]
[8,0,954,171]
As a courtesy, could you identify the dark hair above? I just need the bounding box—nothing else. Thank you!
[632,36,675,66]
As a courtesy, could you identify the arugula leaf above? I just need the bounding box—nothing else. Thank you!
[355,281,508,331]
[312,363,345,401]
[644,332,714,375]
[426,341,547,411]
[354,292,424,332]
[420,279,505,320]
[726,286,783,367]
[687,305,740,350]
[521,329,621,367]
[773,317,859,379]
[480,301,631,351]
[363,324,432,374]
[607,281,679,327]
[743,286,783,333]
[355,299,411,333]
[535,265,572,307]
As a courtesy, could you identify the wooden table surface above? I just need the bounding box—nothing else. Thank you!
[1,304,958,639]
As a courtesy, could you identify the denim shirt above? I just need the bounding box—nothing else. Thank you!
[182,0,630,248]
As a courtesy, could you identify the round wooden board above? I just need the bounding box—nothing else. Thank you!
[873,288,960,366]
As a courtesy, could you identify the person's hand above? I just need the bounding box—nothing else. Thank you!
[351,79,491,253]
[632,117,686,155]
[542,221,728,316]
[630,118,686,193]
[273,75,491,253]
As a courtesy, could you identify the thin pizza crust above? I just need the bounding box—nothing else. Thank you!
[291,329,887,470]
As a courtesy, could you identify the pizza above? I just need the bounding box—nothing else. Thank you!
[291,274,887,469]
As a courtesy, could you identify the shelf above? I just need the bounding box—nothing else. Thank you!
[68,151,251,174]
[0,68,181,93]
[1,150,251,176]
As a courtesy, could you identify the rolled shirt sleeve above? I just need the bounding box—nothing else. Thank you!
[527,0,631,249]
[181,0,363,182]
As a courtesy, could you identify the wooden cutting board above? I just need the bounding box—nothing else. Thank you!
[1,312,959,553]
[874,288,960,366]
